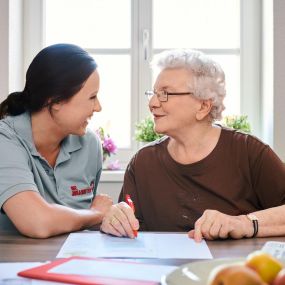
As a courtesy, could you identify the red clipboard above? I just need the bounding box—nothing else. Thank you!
[18,256,159,285]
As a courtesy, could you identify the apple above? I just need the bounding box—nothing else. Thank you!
[208,264,266,285]
[272,268,285,285]
[245,251,283,284]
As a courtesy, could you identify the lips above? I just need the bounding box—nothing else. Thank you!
[153,114,165,119]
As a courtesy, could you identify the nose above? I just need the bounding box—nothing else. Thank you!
[148,93,161,110]
[93,98,102,112]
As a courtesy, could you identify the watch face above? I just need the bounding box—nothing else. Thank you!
[247,214,258,221]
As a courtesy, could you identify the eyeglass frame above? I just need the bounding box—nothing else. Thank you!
[145,90,194,102]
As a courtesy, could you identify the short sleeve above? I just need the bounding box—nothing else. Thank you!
[248,139,285,208]
[0,133,38,209]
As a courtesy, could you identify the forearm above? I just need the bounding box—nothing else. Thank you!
[251,205,285,237]
[15,204,104,238]
[40,204,104,238]
[4,192,106,238]
[188,206,285,242]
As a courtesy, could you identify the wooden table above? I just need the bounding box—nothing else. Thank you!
[1,226,284,265]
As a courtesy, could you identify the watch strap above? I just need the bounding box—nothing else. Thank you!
[246,214,258,238]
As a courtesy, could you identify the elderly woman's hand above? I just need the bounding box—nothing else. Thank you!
[188,209,253,242]
[100,202,139,238]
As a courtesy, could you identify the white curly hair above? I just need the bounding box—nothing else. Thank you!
[151,49,226,121]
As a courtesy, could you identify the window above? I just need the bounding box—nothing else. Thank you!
[44,0,133,167]
[24,0,261,166]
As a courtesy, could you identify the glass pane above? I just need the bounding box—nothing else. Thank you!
[88,55,131,148]
[153,0,240,49]
[151,54,240,117]
[45,0,130,48]
[211,55,240,116]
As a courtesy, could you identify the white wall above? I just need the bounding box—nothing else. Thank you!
[9,0,24,93]
[97,182,123,203]
[0,0,9,102]
[260,0,285,161]
[97,171,124,202]
[261,0,273,147]
[273,0,285,160]
[0,0,24,102]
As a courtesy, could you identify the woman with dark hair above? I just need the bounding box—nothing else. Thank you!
[0,44,113,238]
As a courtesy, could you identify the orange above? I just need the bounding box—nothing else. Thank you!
[245,251,283,284]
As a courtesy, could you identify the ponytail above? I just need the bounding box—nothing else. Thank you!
[0,91,28,119]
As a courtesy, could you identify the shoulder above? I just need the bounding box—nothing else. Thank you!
[0,117,16,139]
[222,127,268,147]
[128,136,168,167]
[0,117,25,150]
[221,127,270,158]
[0,118,32,167]
[137,136,168,154]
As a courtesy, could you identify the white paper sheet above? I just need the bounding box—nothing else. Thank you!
[262,241,285,259]
[0,263,61,284]
[56,232,213,259]
[49,259,177,282]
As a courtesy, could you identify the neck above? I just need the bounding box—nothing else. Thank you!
[31,110,65,153]
[167,122,221,164]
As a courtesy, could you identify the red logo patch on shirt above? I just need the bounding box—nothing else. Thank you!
[70,182,94,196]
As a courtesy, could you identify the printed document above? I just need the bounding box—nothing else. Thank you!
[57,232,213,259]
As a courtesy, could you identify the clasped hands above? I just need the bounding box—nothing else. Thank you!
[100,202,139,239]
[101,206,253,241]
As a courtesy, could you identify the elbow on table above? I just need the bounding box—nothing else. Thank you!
[20,227,54,239]
[16,216,59,239]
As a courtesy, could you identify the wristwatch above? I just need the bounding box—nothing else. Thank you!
[246,214,259,238]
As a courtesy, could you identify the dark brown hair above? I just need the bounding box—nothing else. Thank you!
[0,43,97,119]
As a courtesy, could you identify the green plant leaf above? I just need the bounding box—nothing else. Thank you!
[222,115,251,133]
[134,117,163,142]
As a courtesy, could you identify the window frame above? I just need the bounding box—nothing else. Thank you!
[23,0,262,167]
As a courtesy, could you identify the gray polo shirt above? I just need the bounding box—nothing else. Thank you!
[0,112,102,212]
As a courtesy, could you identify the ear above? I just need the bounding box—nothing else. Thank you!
[48,98,64,112]
[195,99,213,121]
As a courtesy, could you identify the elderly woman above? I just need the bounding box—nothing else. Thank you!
[101,49,285,241]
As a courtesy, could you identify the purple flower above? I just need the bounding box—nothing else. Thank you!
[103,137,117,154]
[106,160,121,170]
[95,127,118,160]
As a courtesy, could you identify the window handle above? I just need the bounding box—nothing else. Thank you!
[143,29,150,61]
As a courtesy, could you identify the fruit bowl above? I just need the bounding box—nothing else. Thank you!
[161,258,285,285]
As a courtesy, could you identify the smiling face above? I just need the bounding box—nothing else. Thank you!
[149,68,209,137]
[51,70,101,136]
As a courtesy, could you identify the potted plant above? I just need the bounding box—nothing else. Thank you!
[134,117,163,144]
[222,115,251,133]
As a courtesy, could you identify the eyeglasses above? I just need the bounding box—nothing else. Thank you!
[145,90,194,102]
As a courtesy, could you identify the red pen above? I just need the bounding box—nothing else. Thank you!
[125,194,138,237]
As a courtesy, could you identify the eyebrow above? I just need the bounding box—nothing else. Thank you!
[154,85,171,90]
[89,91,98,96]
